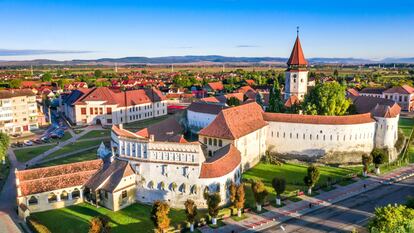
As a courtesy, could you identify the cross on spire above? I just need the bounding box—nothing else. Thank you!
[297,26,299,36]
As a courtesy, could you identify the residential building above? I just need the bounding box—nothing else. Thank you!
[62,87,167,126]
[0,90,39,134]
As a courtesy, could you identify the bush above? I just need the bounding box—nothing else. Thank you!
[27,216,52,233]
[395,129,406,152]
[262,151,282,165]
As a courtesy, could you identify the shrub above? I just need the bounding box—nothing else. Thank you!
[26,216,52,233]
[88,216,111,233]
[395,129,406,152]
[262,151,281,165]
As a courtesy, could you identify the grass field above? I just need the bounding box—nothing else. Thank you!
[13,144,56,163]
[242,162,360,207]
[36,149,98,167]
[123,115,170,131]
[42,140,102,161]
[79,130,110,140]
[399,118,414,137]
[32,203,188,233]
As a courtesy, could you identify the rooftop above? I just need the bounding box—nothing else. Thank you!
[199,144,241,179]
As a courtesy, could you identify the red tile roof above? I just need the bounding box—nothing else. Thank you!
[17,160,102,196]
[200,93,244,104]
[199,144,241,179]
[383,85,414,94]
[207,81,224,91]
[263,112,375,125]
[350,96,401,118]
[284,95,300,108]
[347,88,360,97]
[287,36,308,66]
[74,87,165,107]
[199,102,267,140]
[112,125,142,139]
[187,102,228,115]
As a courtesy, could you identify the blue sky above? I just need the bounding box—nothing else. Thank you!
[0,0,413,60]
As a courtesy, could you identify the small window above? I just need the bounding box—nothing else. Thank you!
[60,191,69,200]
[213,139,217,146]
[208,138,212,145]
[28,196,38,205]
[48,192,57,203]
[72,189,80,199]
[122,190,127,199]
[218,140,222,147]
[203,137,207,144]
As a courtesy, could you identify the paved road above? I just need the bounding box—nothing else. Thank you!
[261,177,414,233]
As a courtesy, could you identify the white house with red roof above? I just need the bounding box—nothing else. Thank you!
[63,87,167,126]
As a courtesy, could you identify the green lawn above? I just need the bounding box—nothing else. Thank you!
[43,140,103,161]
[13,144,56,163]
[242,162,360,207]
[36,149,98,167]
[123,115,170,131]
[79,130,110,140]
[399,118,414,137]
[32,203,187,233]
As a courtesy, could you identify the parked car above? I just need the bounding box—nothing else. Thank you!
[16,142,24,147]
[33,139,43,144]
[24,140,33,146]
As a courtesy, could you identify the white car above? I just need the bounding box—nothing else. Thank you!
[24,140,33,146]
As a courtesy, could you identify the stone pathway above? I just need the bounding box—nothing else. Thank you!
[199,164,414,233]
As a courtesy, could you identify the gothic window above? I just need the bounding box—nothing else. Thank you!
[48,192,57,203]
[323,135,326,141]
[316,135,319,140]
[122,190,127,199]
[61,191,69,200]
[330,135,333,141]
[72,189,80,199]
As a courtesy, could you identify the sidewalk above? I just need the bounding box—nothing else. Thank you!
[200,164,414,233]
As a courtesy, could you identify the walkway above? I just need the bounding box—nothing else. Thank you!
[199,164,414,233]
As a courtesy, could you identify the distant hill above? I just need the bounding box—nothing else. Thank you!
[1,55,414,66]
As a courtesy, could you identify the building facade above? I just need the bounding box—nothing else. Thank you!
[0,90,39,134]
[62,87,167,126]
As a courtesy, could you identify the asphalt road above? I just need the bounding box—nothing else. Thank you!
[261,176,414,233]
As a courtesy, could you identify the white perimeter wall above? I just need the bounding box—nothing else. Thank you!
[266,121,376,156]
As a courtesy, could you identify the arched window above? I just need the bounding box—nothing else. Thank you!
[208,138,212,145]
[213,139,217,146]
[28,196,38,205]
[191,185,198,194]
[72,188,80,199]
[48,192,57,203]
[208,150,212,157]
[218,140,222,147]
[61,191,69,200]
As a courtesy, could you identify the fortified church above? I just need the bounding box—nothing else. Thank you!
[16,34,401,216]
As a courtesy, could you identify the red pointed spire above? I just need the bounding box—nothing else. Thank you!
[287,35,308,66]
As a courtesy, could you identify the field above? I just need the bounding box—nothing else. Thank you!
[123,115,170,131]
[42,140,103,161]
[399,118,414,137]
[79,130,110,140]
[13,144,56,163]
[36,149,98,167]
[242,162,360,207]
[31,203,187,233]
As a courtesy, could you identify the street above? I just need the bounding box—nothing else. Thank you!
[261,177,414,233]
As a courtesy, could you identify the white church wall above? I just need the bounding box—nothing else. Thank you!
[374,116,399,149]
[266,121,376,156]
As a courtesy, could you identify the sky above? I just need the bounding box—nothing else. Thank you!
[0,0,413,61]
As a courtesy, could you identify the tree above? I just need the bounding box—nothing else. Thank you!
[369,204,414,233]
[362,154,372,177]
[251,179,268,212]
[302,82,351,116]
[303,165,320,195]
[333,69,339,77]
[229,181,237,207]
[371,148,387,175]
[94,70,103,78]
[184,199,198,232]
[151,201,170,233]
[205,192,221,225]
[406,196,414,209]
[9,79,22,89]
[267,78,284,113]
[234,183,245,217]
[272,177,286,206]
[0,132,10,164]
[88,216,111,233]
[226,97,241,107]
[41,72,53,82]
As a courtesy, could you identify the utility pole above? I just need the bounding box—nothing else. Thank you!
[171,64,174,72]
[222,64,225,72]
[115,63,118,73]
[30,65,33,76]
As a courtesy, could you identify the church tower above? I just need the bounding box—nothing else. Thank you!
[284,28,308,101]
